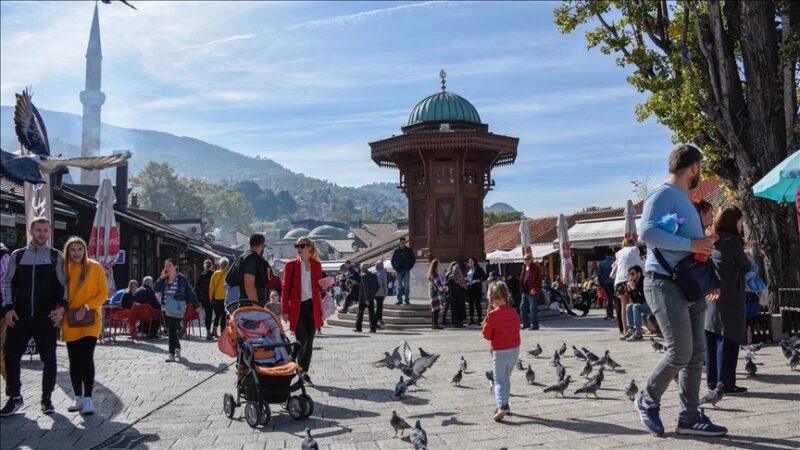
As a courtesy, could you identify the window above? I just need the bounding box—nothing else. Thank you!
[413,199,427,236]
[436,198,456,235]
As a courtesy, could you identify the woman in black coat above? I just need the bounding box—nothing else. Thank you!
[465,257,487,324]
[445,262,468,328]
[706,205,751,394]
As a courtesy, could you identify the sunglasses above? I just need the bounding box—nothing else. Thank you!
[294,244,307,249]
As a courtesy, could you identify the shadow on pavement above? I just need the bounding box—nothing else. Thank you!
[313,384,429,405]
[504,414,645,435]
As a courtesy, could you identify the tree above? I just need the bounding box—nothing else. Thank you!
[484,211,524,227]
[555,0,800,304]
[132,161,204,221]
[631,170,653,201]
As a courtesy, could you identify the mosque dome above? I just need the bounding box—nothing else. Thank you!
[283,228,310,240]
[308,225,349,239]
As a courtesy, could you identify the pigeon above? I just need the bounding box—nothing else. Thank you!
[558,342,567,356]
[603,351,623,371]
[525,365,535,385]
[742,342,764,354]
[485,370,495,390]
[550,350,561,366]
[650,338,666,353]
[410,420,428,450]
[1,149,131,185]
[579,360,593,378]
[745,356,757,377]
[516,359,525,371]
[625,379,638,401]
[399,342,440,384]
[700,382,725,408]
[582,348,599,363]
[100,0,138,10]
[451,369,463,386]
[301,427,319,450]
[394,376,407,398]
[572,345,587,360]
[788,350,800,370]
[419,347,433,358]
[459,356,467,372]
[528,343,543,357]
[543,375,572,397]
[555,361,566,381]
[575,377,601,398]
[390,411,411,437]
[590,366,605,384]
[373,345,403,369]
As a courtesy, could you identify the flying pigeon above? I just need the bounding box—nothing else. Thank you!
[410,420,428,450]
[742,342,764,354]
[451,369,463,386]
[390,411,411,437]
[301,427,318,450]
[558,342,567,356]
[788,350,799,370]
[582,347,599,363]
[399,342,440,385]
[393,376,407,398]
[419,347,433,358]
[579,360,593,378]
[625,379,638,401]
[575,377,601,398]
[525,365,535,385]
[745,356,757,377]
[14,89,50,156]
[516,359,525,371]
[543,375,572,397]
[459,356,467,372]
[572,345,587,360]
[528,343,543,357]
[1,149,131,185]
[650,338,666,353]
[555,361,566,381]
[700,382,725,408]
[373,345,403,369]
[100,0,138,10]
[485,370,494,391]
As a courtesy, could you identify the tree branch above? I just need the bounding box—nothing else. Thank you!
[596,12,655,79]
[638,0,671,54]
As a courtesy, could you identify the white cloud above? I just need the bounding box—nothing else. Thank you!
[283,1,470,31]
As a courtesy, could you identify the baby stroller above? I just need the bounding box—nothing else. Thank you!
[218,300,313,428]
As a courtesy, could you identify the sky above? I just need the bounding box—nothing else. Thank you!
[0,1,675,218]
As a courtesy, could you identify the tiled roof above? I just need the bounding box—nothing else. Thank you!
[349,223,398,248]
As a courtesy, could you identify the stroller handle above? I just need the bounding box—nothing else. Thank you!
[244,338,300,352]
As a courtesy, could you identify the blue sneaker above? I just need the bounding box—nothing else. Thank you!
[635,394,664,436]
[675,408,727,436]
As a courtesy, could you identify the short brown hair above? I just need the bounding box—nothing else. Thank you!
[29,216,50,229]
[668,144,703,174]
[249,233,266,247]
[712,205,743,235]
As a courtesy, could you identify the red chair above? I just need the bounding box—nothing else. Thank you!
[182,306,203,337]
[128,304,162,341]
[107,307,130,340]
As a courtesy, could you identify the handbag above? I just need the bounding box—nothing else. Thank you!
[653,248,720,302]
[163,296,187,319]
[67,307,96,327]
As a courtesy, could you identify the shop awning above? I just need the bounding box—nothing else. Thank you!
[553,216,641,250]
[188,243,225,261]
[486,244,558,264]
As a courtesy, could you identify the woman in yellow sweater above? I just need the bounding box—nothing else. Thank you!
[208,258,229,338]
[61,236,108,415]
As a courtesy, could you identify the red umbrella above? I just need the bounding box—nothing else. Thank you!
[88,179,120,296]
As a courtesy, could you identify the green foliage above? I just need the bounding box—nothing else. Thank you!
[581,206,613,212]
[484,210,524,226]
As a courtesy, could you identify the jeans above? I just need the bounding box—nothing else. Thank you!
[295,300,316,372]
[520,293,539,329]
[165,316,181,355]
[396,270,411,303]
[66,337,97,397]
[705,331,739,391]
[626,303,652,329]
[642,278,706,421]
[492,347,519,409]
[3,315,58,399]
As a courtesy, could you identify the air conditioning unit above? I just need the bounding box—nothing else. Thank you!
[439,123,450,132]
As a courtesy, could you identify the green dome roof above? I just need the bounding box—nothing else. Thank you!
[407,91,481,126]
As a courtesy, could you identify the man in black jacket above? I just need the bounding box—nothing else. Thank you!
[1,218,66,417]
[391,237,416,305]
[353,265,378,333]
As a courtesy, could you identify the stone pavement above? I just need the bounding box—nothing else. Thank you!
[1,310,798,450]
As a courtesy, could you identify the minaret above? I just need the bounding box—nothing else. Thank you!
[79,4,106,185]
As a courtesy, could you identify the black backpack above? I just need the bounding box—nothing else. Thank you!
[225,251,253,288]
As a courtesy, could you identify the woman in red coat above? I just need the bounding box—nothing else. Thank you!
[281,236,323,385]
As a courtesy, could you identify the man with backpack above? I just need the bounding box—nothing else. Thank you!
[1,218,66,417]
[226,234,268,305]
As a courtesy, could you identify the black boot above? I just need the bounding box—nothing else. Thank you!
[432,311,442,329]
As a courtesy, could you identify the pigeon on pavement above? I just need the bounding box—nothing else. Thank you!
[582,348,599,363]
[572,345,587,360]
[745,356,757,377]
[555,361,566,381]
[525,365,535,385]
[394,376,407,398]
[543,375,572,397]
[579,360,593,378]
[604,351,623,371]
[625,379,638,401]
[528,343,543,358]
[451,369,463,386]
[459,356,467,372]
[788,350,800,370]
[700,382,725,408]
[590,366,605,384]
[486,370,495,391]
[650,338,666,353]
[558,342,567,356]
[517,359,525,371]
[575,377,601,398]
[410,420,428,450]
[301,427,319,450]
[550,350,561,366]
[391,411,411,437]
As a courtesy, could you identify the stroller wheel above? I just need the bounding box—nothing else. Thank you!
[287,396,304,420]
[244,401,261,428]
[259,401,271,425]
[299,394,314,418]
[223,393,236,419]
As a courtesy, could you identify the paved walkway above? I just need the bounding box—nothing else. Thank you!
[1,310,798,449]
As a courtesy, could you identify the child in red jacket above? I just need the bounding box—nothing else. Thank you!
[482,281,521,422]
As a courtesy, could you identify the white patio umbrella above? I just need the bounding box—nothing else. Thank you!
[624,199,638,243]
[88,178,120,297]
[519,219,532,258]
[557,214,574,285]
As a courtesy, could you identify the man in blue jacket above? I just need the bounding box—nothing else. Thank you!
[390,238,415,305]
[597,249,616,322]
[634,144,725,437]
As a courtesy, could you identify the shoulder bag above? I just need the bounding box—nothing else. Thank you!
[653,248,720,302]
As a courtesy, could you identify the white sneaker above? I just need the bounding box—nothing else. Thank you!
[68,396,83,412]
[165,353,176,362]
[175,349,181,360]
[81,398,95,415]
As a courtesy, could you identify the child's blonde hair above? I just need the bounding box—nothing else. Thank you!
[269,290,280,303]
[487,280,511,306]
